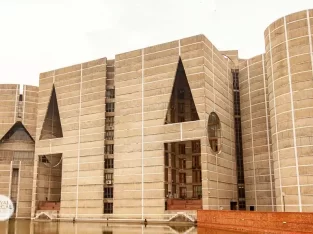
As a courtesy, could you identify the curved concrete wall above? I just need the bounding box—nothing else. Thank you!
[239,55,275,211]
[265,9,313,212]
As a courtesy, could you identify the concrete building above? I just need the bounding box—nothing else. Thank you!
[0,9,312,220]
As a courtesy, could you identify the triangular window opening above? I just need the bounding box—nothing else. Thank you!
[40,85,63,140]
[164,58,199,124]
[0,122,34,143]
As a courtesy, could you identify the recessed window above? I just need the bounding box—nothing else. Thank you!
[192,141,200,153]
[179,144,185,155]
[105,144,114,154]
[208,112,221,153]
[179,158,186,169]
[105,130,114,140]
[104,202,113,213]
[106,89,115,99]
[178,103,185,113]
[106,103,115,112]
[106,117,114,126]
[193,185,202,198]
[179,173,186,183]
[104,159,114,169]
[104,187,113,198]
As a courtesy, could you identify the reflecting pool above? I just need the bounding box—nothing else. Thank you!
[0,220,245,234]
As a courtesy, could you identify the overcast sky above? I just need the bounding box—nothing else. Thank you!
[0,0,313,86]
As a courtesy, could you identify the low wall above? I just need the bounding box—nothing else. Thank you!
[197,210,313,233]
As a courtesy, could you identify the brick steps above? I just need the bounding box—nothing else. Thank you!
[38,202,60,211]
[167,199,202,210]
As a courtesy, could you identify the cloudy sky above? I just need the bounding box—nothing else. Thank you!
[0,0,313,86]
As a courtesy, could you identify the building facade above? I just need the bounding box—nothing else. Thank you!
[0,9,312,220]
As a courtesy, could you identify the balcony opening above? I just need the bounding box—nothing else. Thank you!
[165,58,199,124]
[36,153,62,211]
[164,140,202,210]
[40,86,63,140]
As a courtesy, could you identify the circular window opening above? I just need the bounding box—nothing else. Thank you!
[208,112,221,153]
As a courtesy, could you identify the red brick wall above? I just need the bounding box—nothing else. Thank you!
[198,210,313,233]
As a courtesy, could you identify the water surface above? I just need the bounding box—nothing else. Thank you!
[0,220,244,234]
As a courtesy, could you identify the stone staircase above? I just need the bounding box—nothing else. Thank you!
[34,202,60,221]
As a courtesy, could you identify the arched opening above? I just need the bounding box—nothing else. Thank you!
[208,112,221,153]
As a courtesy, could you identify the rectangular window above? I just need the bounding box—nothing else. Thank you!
[105,144,114,154]
[106,89,115,98]
[192,155,201,168]
[179,173,186,183]
[193,185,202,198]
[106,117,114,126]
[105,173,113,181]
[104,159,114,169]
[179,144,185,155]
[106,103,115,112]
[171,155,176,168]
[178,103,185,113]
[105,130,114,140]
[179,187,187,199]
[104,202,113,214]
[172,184,176,195]
[192,141,200,153]
[172,169,176,183]
[165,168,168,182]
[179,158,186,169]
[192,170,202,183]
[104,187,113,198]
[164,153,169,166]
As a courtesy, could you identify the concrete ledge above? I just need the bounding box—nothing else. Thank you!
[198,210,313,233]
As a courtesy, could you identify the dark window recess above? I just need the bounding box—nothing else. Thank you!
[171,155,176,168]
[106,103,115,112]
[105,173,113,184]
[192,140,200,153]
[164,58,200,124]
[105,144,114,154]
[179,187,187,199]
[106,89,115,98]
[178,89,185,99]
[164,153,169,166]
[104,159,114,169]
[192,155,201,168]
[105,130,114,140]
[165,168,168,181]
[193,185,202,198]
[232,69,246,210]
[178,116,185,122]
[179,158,186,169]
[104,187,113,198]
[179,173,186,183]
[19,94,23,101]
[192,170,202,183]
[179,144,186,154]
[106,117,114,126]
[178,103,185,113]
[104,202,113,214]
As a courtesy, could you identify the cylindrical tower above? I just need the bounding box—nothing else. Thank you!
[265,9,313,212]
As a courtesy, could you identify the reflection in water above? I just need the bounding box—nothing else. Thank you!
[0,220,197,234]
[0,220,246,234]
